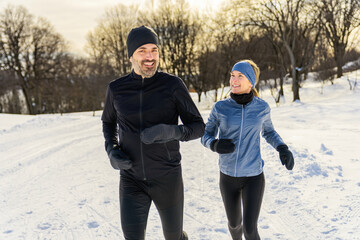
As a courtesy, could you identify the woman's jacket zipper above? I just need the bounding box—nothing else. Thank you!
[235,105,245,176]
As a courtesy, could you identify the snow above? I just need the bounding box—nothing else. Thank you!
[1,70,360,240]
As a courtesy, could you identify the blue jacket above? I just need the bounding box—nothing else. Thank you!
[201,97,284,177]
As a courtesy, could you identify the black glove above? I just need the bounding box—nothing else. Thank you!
[140,124,184,144]
[105,142,132,170]
[277,144,294,170]
[210,139,235,154]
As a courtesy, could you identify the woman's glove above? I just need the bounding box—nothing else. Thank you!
[106,142,132,170]
[210,139,235,154]
[140,124,184,144]
[276,144,294,170]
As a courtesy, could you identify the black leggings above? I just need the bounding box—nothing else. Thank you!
[220,172,265,240]
[119,170,185,240]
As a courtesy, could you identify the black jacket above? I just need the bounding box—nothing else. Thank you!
[101,70,205,180]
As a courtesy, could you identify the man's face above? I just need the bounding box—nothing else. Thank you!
[130,43,159,78]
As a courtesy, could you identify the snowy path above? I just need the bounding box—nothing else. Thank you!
[1,77,360,239]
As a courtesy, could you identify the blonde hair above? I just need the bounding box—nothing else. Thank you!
[242,59,260,97]
[226,59,261,98]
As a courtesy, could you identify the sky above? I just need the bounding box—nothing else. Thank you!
[0,0,223,56]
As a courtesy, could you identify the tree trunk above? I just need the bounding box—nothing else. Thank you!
[20,82,34,115]
[335,45,345,78]
[276,76,285,104]
[293,71,301,101]
[279,75,284,97]
[214,89,218,102]
[197,92,201,102]
[284,43,300,101]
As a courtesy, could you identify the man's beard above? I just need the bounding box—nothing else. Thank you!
[133,59,159,78]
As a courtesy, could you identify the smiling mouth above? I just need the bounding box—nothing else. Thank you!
[143,61,155,67]
[232,85,240,88]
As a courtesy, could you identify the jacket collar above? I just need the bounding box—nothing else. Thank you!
[230,91,254,105]
[229,95,255,107]
[130,70,159,81]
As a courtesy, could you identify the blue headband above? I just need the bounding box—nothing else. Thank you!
[231,61,256,87]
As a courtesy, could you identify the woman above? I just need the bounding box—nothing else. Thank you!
[201,60,294,240]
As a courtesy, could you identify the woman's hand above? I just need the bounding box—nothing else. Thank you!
[276,145,294,170]
[210,139,235,154]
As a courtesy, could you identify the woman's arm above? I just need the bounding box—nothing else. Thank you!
[261,107,285,149]
[201,105,220,149]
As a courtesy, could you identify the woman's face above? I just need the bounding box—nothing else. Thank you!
[230,70,253,94]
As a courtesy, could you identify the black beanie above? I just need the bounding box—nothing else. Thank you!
[126,25,159,58]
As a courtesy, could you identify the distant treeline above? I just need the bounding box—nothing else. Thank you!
[1,0,360,114]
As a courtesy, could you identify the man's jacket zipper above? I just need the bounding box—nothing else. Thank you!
[140,78,146,180]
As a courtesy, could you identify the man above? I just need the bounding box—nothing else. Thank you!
[101,25,205,240]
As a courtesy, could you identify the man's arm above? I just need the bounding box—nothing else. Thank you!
[101,84,132,170]
[173,79,205,141]
[140,78,205,144]
[101,85,118,146]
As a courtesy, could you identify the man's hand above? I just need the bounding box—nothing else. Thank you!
[140,124,184,144]
[106,143,132,170]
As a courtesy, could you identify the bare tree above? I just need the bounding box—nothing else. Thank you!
[0,5,67,114]
[250,0,322,101]
[0,6,34,113]
[197,48,224,101]
[85,4,139,77]
[141,0,202,91]
[0,70,23,113]
[29,17,67,113]
[318,0,360,77]
[198,0,253,101]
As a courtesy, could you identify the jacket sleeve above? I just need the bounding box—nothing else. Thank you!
[101,84,118,146]
[201,105,219,149]
[261,106,285,149]
[173,80,205,141]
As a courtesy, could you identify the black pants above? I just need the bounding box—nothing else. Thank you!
[220,172,265,240]
[119,170,185,240]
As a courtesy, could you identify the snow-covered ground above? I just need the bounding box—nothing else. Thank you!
[1,71,359,240]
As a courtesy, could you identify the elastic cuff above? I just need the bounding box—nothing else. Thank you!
[210,139,217,152]
[105,141,117,154]
[177,125,186,141]
[276,144,288,151]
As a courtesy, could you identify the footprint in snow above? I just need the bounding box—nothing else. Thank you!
[88,221,99,229]
[275,200,286,205]
[78,199,86,208]
[197,207,209,213]
[37,223,51,230]
[320,144,333,155]
[322,228,337,235]
[214,228,227,233]
[206,177,215,183]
